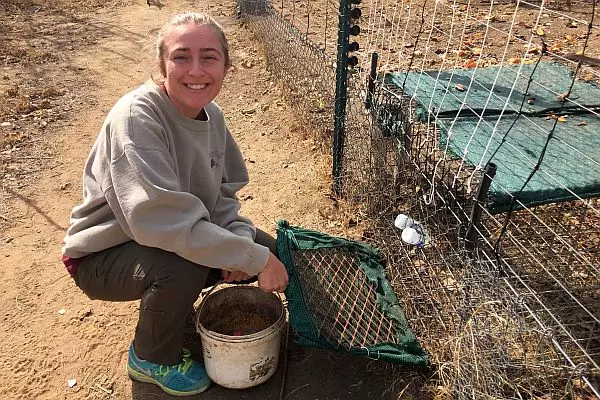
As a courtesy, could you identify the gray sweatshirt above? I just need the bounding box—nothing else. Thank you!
[62,81,270,276]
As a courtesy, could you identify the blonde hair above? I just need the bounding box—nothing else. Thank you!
[155,12,231,77]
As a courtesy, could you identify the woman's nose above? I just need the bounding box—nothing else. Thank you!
[188,59,205,76]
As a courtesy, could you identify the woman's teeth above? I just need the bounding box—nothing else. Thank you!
[186,83,207,90]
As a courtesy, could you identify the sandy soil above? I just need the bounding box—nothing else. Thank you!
[0,0,356,398]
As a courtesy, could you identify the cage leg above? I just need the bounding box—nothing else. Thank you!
[465,162,497,252]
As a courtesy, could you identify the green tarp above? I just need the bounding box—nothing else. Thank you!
[382,62,600,212]
[437,114,600,213]
[385,62,600,120]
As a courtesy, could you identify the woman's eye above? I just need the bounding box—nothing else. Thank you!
[173,55,189,62]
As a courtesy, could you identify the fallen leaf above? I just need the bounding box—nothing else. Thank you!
[536,26,545,36]
[578,121,588,126]
[455,83,466,91]
[442,277,457,289]
[565,34,575,42]
[508,57,521,64]
[557,116,567,122]
[413,259,425,267]
[463,58,476,68]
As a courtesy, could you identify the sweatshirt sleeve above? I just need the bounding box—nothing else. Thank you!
[102,109,269,276]
[210,128,256,241]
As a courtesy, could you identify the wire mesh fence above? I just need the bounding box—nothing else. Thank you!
[239,0,338,148]
[239,0,600,397]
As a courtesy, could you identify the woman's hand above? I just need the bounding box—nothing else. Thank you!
[258,253,288,293]
[221,270,252,283]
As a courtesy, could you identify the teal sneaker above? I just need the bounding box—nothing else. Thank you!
[127,344,211,396]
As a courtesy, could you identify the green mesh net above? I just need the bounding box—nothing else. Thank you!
[276,220,429,367]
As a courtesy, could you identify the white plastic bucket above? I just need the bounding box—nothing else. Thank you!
[196,286,285,389]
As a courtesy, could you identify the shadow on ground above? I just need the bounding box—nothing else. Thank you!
[131,324,425,400]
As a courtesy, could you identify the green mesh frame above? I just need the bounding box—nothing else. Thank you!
[276,220,429,367]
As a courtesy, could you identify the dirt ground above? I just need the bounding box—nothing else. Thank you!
[4,0,599,398]
[0,0,369,398]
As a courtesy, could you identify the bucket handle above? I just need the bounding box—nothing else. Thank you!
[196,279,224,328]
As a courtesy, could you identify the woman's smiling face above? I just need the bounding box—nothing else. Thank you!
[161,23,228,119]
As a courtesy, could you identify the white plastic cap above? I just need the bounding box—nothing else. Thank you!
[394,214,413,230]
[401,227,422,245]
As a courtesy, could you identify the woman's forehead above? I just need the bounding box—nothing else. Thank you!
[164,24,223,52]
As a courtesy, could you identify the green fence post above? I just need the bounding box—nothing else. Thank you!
[332,0,352,195]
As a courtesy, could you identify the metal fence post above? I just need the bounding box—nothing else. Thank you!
[332,0,352,195]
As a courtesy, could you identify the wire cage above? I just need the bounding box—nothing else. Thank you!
[239,0,600,397]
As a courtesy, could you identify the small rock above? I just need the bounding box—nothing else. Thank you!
[67,379,77,388]
[58,309,66,315]
[0,122,11,128]
[5,237,13,244]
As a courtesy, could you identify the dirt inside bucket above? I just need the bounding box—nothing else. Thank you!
[208,310,278,336]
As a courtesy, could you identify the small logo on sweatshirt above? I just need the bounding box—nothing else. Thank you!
[209,150,224,169]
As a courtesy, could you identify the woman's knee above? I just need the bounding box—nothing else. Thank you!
[148,251,210,295]
[255,228,277,255]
